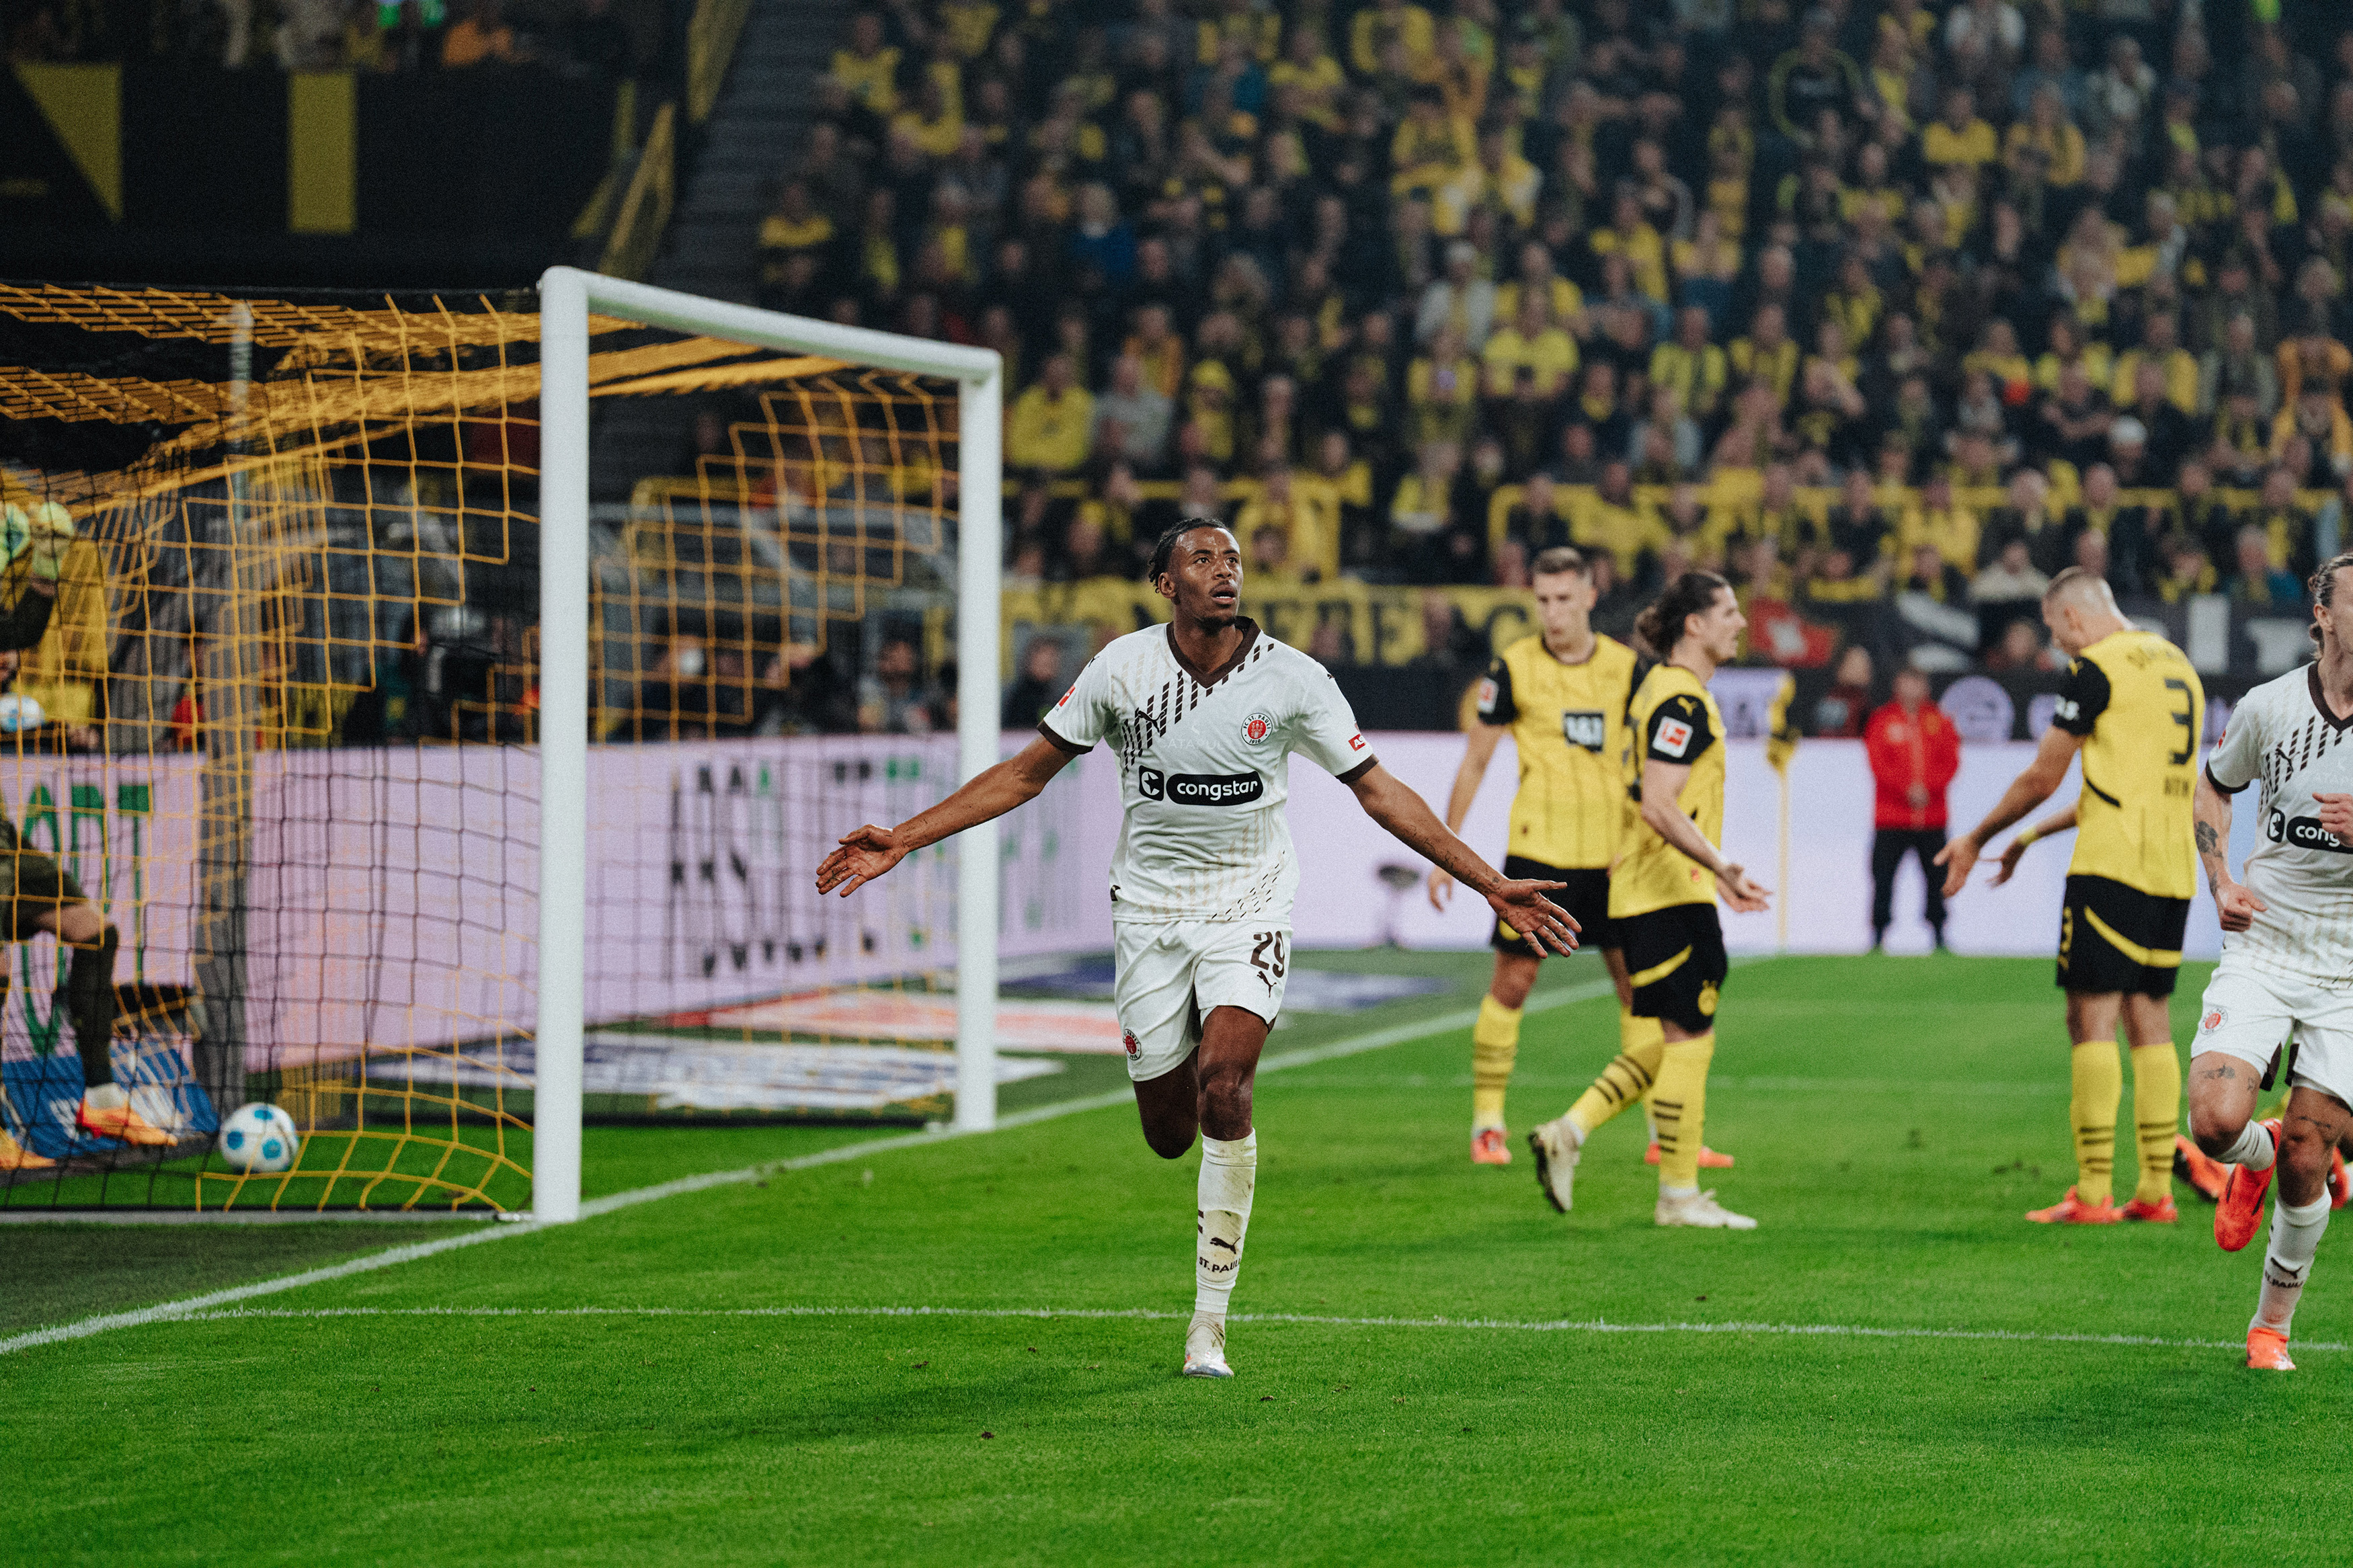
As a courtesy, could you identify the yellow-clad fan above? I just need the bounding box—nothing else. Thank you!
[1938,567,2204,1226]
[1528,571,1770,1229]
[1431,546,1648,1165]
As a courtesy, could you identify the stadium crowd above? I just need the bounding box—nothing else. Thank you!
[760,0,2353,683]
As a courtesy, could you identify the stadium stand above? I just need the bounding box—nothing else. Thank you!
[703,0,2353,732]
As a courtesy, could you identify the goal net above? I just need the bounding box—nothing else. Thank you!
[0,274,1041,1216]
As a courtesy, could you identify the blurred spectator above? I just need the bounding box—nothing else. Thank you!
[859,635,943,734]
[2227,524,2303,609]
[442,0,526,67]
[1092,354,1173,472]
[1814,645,1876,738]
[1000,636,1070,730]
[1006,354,1094,475]
[1863,664,1960,953]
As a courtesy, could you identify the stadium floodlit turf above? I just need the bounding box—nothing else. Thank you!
[10,952,2353,1565]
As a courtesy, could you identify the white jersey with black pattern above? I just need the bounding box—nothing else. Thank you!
[2204,663,2353,985]
[1040,619,1378,924]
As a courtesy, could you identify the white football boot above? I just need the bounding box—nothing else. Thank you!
[1182,1310,1233,1378]
[1527,1117,1583,1212]
[1654,1188,1758,1229]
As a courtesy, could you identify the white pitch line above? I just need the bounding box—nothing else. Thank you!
[165,1303,2337,1356]
[0,973,1627,1358]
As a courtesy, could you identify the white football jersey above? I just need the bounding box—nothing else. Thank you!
[2204,664,2353,983]
[1040,620,1377,924]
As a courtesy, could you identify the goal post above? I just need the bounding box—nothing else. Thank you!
[534,267,1006,1225]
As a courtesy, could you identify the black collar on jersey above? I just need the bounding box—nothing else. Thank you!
[2309,662,2353,731]
[1166,616,1261,689]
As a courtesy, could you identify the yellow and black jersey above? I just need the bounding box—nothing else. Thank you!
[1611,663,1728,919]
[1475,634,1639,870]
[2050,628,2204,900]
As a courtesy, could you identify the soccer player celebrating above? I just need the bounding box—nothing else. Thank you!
[1527,573,1769,1229]
[1429,546,1729,1171]
[1939,567,2204,1225]
[2173,552,2353,1370]
[815,520,1577,1378]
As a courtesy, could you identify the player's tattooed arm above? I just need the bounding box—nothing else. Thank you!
[2193,768,2265,932]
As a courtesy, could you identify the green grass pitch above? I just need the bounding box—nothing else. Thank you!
[8,951,2353,1565]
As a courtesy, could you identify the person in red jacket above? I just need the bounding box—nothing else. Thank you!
[1864,664,1962,952]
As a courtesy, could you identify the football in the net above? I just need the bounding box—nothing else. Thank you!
[0,694,45,733]
[217,1102,301,1173]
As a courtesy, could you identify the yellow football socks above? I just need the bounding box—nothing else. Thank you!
[2069,1040,2123,1207]
[1650,1032,1716,1189]
[1566,1009,1667,1137]
[2130,1040,2182,1206]
[1471,995,1521,1130]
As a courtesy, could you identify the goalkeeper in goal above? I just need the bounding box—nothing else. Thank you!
[0,503,159,1171]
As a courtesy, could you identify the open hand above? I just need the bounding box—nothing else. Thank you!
[815,824,908,897]
[1933,836,1979,898]
[1427,866,1455,911]
[1714,862,1770,913]
[1486,877,1579,957]
[2215,880,2268,934]
[2317,792,2353,845]
[1989,835,2031,887]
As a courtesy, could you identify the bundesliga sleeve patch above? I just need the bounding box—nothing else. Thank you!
[1656,716,1693,757]
[1476,677,1499,716]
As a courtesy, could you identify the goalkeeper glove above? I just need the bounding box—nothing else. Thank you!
[16,501,73,583]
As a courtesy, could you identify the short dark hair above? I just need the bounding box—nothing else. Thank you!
[1148,518,1232,583]
[1529,546,1589,579]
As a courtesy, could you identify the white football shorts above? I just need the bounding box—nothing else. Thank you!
[2191,957,2353,1108]
[1112,919,1292,1082]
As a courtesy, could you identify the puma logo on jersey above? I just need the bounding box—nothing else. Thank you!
[1562,710,1606,751]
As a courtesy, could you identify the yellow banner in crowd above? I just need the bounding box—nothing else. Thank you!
[1001,579,1538,673]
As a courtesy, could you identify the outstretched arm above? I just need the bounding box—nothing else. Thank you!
[1347,761,1580,956]
[1936,723,2081,896]
[815,735,1073,897]
[2196,770,2266,932]
[1638,757,1769,911]
[1427,722,1504,909]
[1988,802,2075,886]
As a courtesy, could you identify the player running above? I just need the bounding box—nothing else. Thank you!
[1939,567,2202,1225]
[815,520,1577,1379]
[2173,552,2353,1370]
[1429,545,1729,1171]
[1527,572,1769,1229]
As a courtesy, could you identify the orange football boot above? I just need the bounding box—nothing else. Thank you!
[2215,1120,2280,1253]
[1471,1127,1513,1165]
[2247,1327,2295,1371]
[2174,1135,2228,1202]
[0,1129,55,1171]
[76,1094,173,1147]
[2120,1194,2178,1222]
[1644,1143,1735,1168]
[2026,1187,2124,1224]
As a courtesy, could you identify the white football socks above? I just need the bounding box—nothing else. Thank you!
[2221,1119,2277,1171]
[2254,1192,2331,1335]
[1195,1131,1257,1317]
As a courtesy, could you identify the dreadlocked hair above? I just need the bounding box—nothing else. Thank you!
[2312,552,2353,647]
[1148,516,1231,584]
[1632,571,1732,659]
